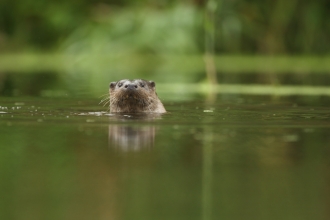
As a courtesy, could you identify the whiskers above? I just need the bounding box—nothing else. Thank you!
[99,93,110,107]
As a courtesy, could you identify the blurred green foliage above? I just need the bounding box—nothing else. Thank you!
[0,0,329,54]
[0,0,330,96]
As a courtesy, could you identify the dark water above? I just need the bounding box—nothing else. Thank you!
[0,95,329,220]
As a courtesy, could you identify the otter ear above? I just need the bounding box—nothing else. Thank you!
[149,81,155,88]
[109,82,117,89]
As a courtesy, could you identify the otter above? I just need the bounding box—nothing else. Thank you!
[109,79,166,113]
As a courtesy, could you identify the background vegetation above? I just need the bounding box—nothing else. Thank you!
[1,0,329,54]
[0,0,329,96]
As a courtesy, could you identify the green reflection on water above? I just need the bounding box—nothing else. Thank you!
[202,128,213,220]
[0,96,329,220]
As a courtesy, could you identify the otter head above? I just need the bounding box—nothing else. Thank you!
[109,79,165,113]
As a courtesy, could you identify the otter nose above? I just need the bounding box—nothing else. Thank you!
[124,83,138,90]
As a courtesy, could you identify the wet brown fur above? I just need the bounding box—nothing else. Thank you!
[109,79,166,113]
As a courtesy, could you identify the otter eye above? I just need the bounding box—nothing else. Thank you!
[118,83,123,87]
[140,83,145,87]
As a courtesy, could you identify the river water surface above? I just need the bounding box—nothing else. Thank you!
[0,94,329,220]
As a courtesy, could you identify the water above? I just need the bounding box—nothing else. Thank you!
[0,95,329,220]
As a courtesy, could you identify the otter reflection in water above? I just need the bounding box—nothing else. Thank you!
[108,114,162,151]
[108,79,166,113]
